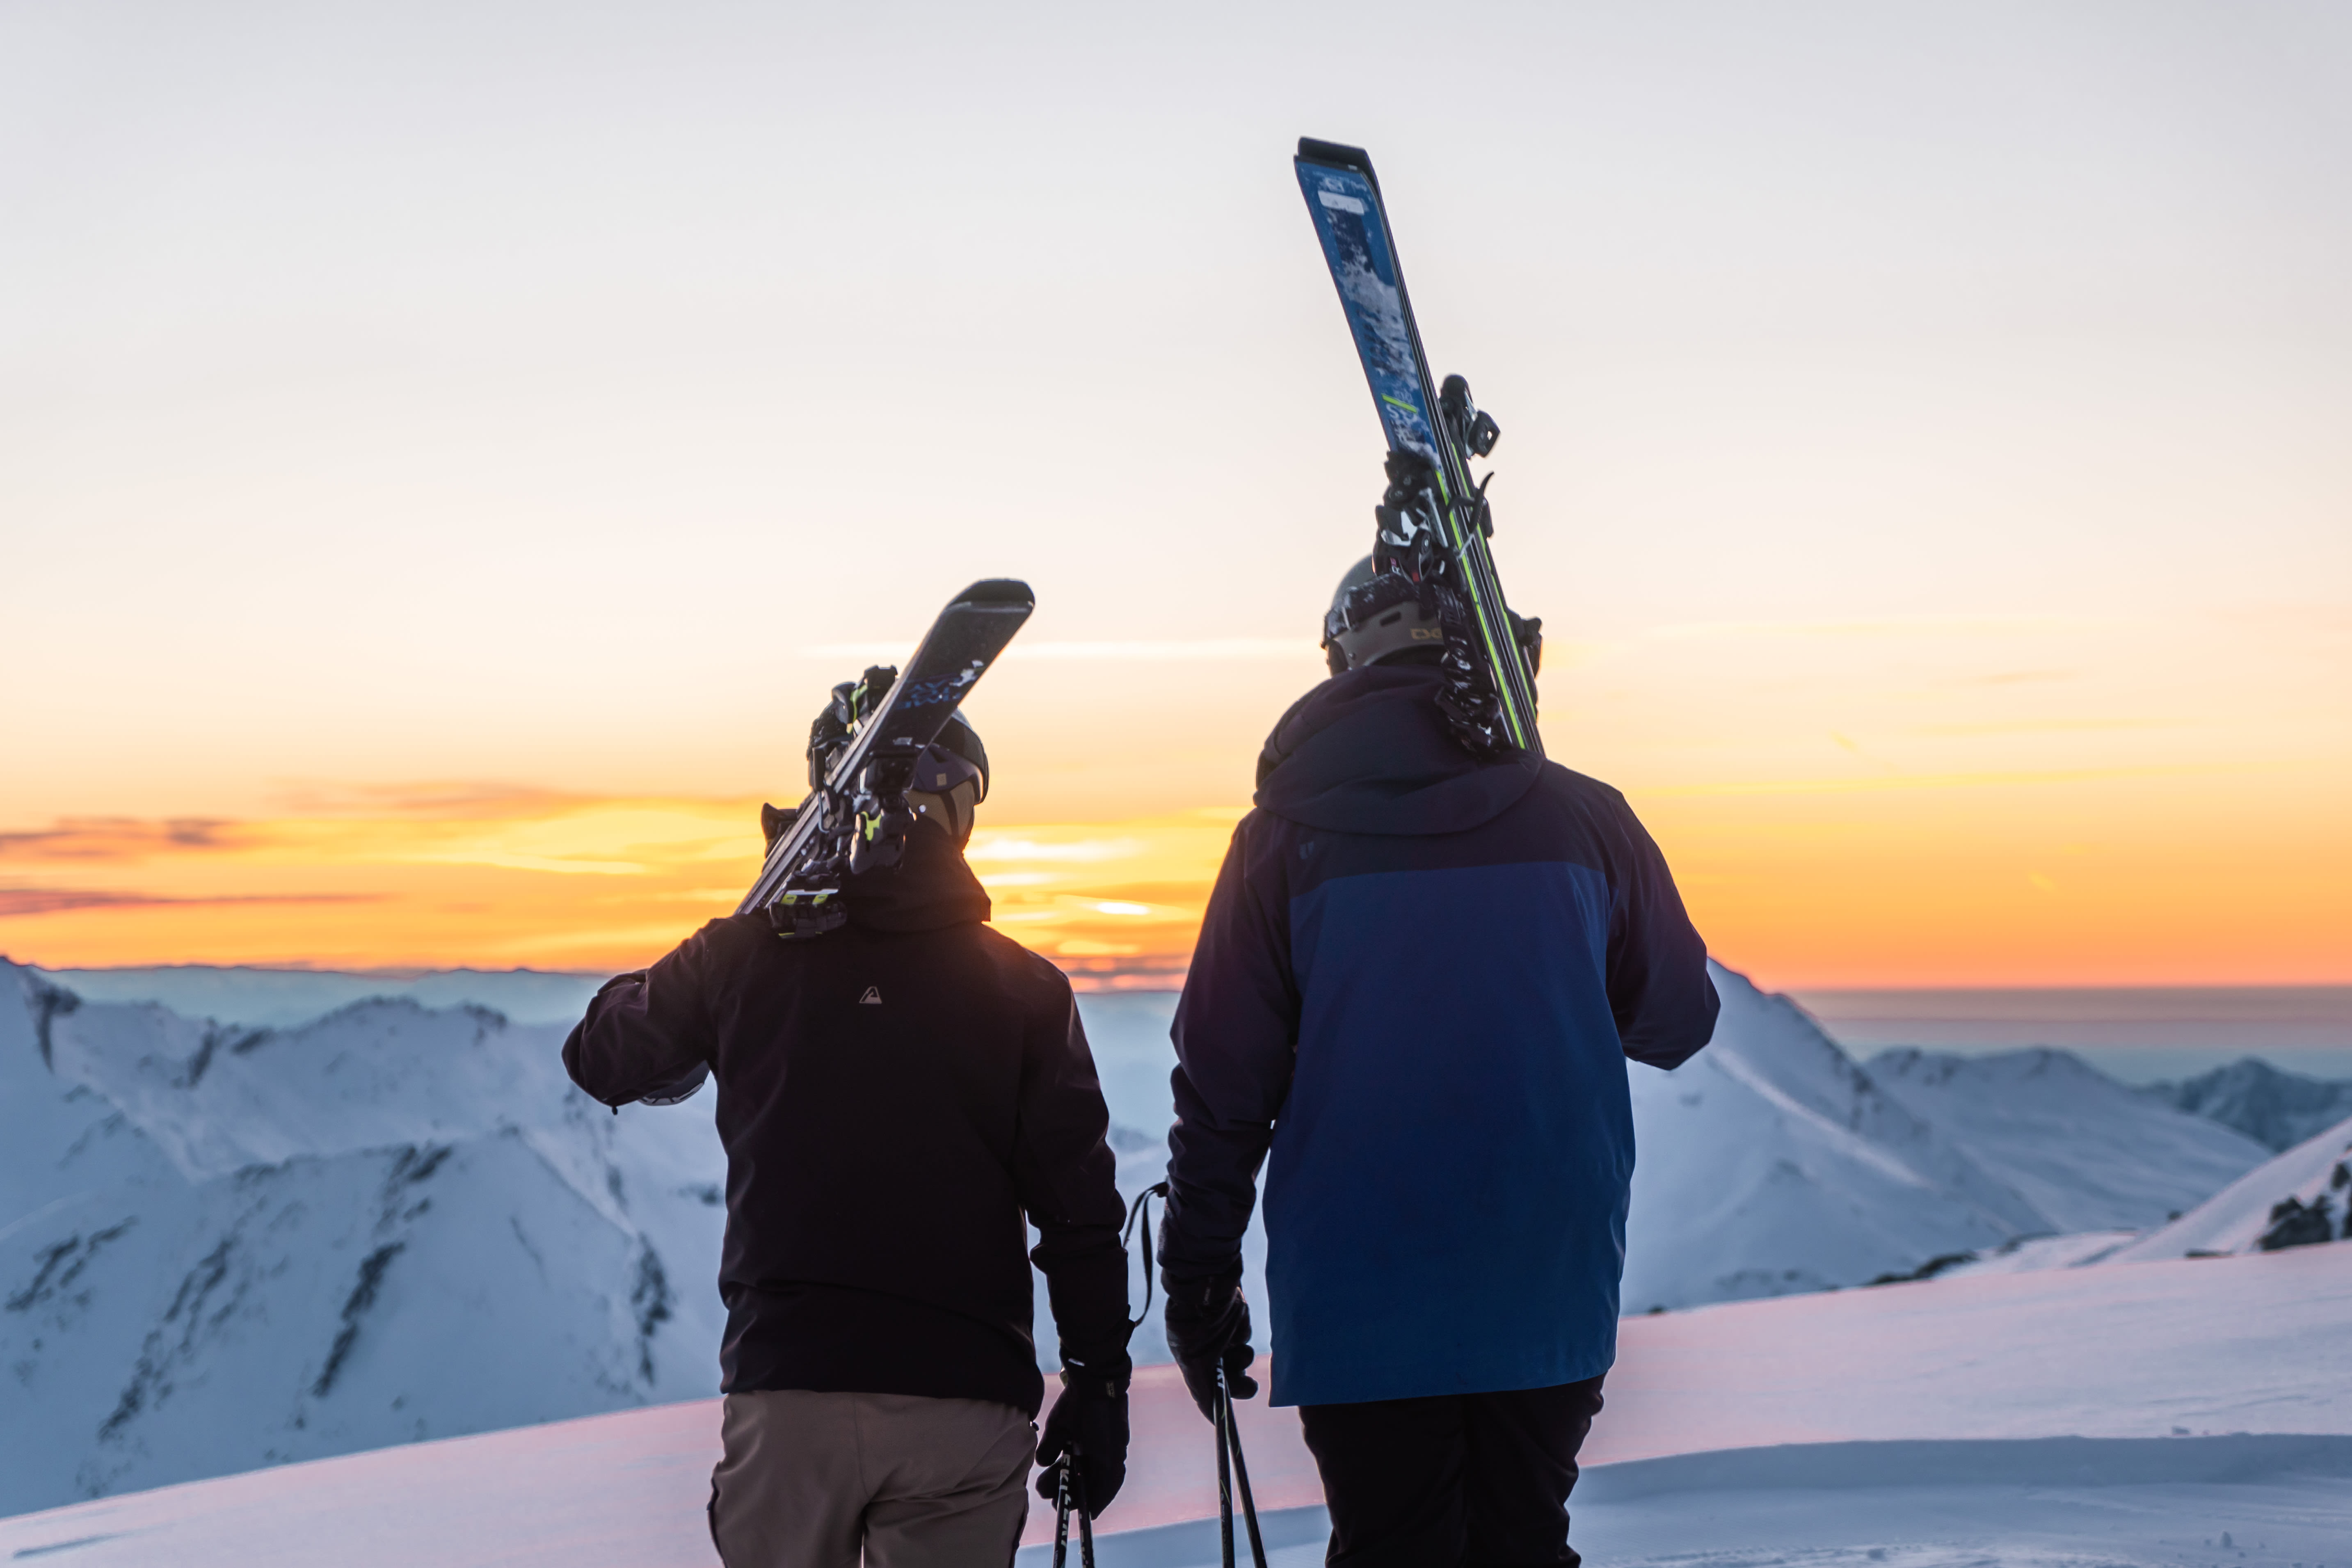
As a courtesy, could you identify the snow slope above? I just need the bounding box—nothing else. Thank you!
[1867,1045,2273,1231]
[2110,1112,2352,1262]
[0,962,727,1518]
[1617,965,2045,1309]
[8,1243,2350,1566]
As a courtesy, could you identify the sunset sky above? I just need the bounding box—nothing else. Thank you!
[4,2,2347,987]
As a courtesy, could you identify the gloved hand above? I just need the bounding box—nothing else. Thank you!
[1033,1349,1130,1517]
[1163,1264,1258,1423]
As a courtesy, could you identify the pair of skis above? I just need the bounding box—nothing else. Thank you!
[1295,137,1543,762]
[1047,1367,1265,1568]
[735,578,1034,924]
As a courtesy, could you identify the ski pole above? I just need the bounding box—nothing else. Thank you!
[1052,1456,1071,1568]
[1221,1372,1268,1568]
[1214,1371,1234,1568]
[1213,1365,1268,1568]
[1051,1451,1096,1568]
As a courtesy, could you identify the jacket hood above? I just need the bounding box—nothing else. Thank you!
[844,818,993,932]
[1252,665,1541,837]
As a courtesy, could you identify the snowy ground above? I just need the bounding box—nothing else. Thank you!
[7,1242,2350,1566]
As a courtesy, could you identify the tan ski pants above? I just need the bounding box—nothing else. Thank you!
[708,1389,1036,1568]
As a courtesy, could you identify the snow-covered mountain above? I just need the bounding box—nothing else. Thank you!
[1866,1046,2273,1232]
[5,955,2263,1517]
[1617,966,2048,1310]
[2145,1057,2352,1152]
[2106,1111,2352,1263]
[0,962,726,1519]
[32,965,604,1029]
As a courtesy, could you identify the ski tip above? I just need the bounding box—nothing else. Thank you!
[1296,137,1374,175]
[951,578,1036,614]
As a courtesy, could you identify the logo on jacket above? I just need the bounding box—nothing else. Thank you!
[858,986,882,1005]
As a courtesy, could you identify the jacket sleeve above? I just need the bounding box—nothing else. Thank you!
[1160,815,1298,1283]
[562,923,720,1108]
[1014,981,1132,1365]
[1604,797,1720,1070]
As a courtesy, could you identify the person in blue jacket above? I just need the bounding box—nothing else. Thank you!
[1159,556,1719,1568]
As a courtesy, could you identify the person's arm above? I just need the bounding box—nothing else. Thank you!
[562,923,720,1108]
[1602,796,1720,1070]
[1161,816,1298,1284]
[1015,986,1134,1514]
[1013,986,1130,1364]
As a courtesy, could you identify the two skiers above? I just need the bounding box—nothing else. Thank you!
[561,549,1713,1568]
[1158,560,1720,1566]
[563,716,1134,1568]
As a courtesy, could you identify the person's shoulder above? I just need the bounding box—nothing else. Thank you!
[969,923,1078,997]
[1536,760,1632,814]
[674,912,777,965]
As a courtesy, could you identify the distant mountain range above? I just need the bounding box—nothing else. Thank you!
[0,956,2327,1519]
[2140,1058,2352,1152]
[1864,1046,2274,1234]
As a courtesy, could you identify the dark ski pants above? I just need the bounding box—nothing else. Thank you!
[1297,1376,1606,1568]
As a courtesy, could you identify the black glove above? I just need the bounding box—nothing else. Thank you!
[1163,1264,1258,1423]
[1033,1349,1130,1517]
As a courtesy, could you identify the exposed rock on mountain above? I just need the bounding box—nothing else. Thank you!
[2108,1111,2352,1263]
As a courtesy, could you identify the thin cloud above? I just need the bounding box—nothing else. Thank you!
[1644,761,2272,799]
[965,837,1147,864]
[1911,718,2179,737]
[0,818,240,861]
[268,782,592,818]
[0,889,379,918]
[1646,616,2107,642]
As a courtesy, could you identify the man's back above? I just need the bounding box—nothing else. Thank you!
[1166,663,1719,1406]
[565,825,1127,1415]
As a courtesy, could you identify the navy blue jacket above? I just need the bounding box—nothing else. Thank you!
[1162,665,1718,1407]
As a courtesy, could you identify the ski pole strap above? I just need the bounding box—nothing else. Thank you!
[1123,1180,1168,1330]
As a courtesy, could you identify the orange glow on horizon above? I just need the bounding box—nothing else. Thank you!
[2,772,2345,988]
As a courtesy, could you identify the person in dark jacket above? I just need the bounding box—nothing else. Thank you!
[1159,562,1719,1568]
[565,716,1132,1568]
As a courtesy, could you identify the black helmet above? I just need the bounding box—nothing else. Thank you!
[906,712,988,846]
[1321,555,1445,675]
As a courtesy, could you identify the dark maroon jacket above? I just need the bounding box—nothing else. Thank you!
[562,824,1128,1416]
